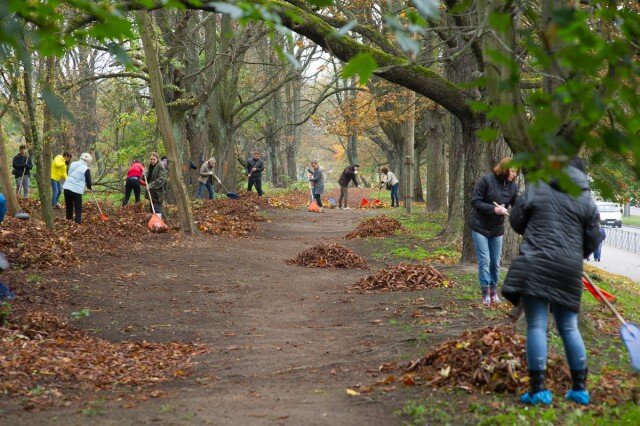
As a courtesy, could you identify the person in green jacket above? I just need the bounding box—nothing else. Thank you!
[143,152,168,218]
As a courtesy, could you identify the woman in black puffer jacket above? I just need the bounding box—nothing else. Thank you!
[502,157,602,406]
[469,157,519,305]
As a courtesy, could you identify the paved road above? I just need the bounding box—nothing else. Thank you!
[586,244,640,283]
[631,206,640,216]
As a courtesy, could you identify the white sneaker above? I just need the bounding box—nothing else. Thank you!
[344,207,352,210]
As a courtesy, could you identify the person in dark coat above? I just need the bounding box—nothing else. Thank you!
[592,227,606,261]
[337,164,360,209]
[246,151,264,196]
[12,144,32,197]
[307,160,324,211]
[502,157,603,406]
[469,157,519,305]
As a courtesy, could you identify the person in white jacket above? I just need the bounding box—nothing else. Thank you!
[62,153,92,224]
[380,167,399,207]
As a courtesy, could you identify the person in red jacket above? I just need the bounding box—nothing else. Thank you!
[122,160,144,206]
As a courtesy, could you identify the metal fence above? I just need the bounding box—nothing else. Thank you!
[604,228,640,254]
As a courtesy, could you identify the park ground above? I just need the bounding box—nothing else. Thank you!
[1,194,640,425]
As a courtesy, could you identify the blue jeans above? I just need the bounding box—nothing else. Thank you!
[196,181,215,199]
[593,243,603,261]
[471,230,503,288]
[522,297,586,371]
[390,183,400,206]
[51,179,63,206]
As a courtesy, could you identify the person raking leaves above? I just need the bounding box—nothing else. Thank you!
[12,144,32,198]
[62,153,93,224]
[502,157,603,406]
[122,159,144,206]
[246,151,264,196]
[141,152,168,219]
[307,160,324,212]
[337,164,360,210]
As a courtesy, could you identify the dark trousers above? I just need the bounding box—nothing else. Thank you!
[314,193,323,207]
[149,200,163,215]
[64,189,83,224]
[122,177,141,206]
[248,177,263,196]
[338,186,348,207]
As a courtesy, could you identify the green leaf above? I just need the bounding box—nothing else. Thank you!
[107,43,132,68]
[476,127,499,142]
[412,0,440,19]
[41,89,75,123]
[210,2,244,19]
[488,105,515,122]
[489,12,511,33]
[335,21,356,37]
[341,53,378,85]
[467,101,489,113]
[307,0,334,7]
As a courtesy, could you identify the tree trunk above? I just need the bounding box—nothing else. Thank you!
[461,119,489,263]
[0,123,20,215]
[440,111,464,239]
[403,91,415,213]
[23,65,55,230]
[422,108,448,212]
[137,11,197,234]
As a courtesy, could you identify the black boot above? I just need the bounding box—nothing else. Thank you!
[570,369,587,391]
[520,370,552,404]
[530,370,547,394]
[566,369,589,404]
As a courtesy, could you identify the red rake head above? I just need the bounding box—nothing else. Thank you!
[147,214,168,232]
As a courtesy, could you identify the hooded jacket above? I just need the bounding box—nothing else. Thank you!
[338,166,359,187]
[469,172,519,237]
[51,155,68,181]
[501,166,603,312]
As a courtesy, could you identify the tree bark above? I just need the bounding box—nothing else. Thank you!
[23,65,55,230]
[0,123,20,215]
[421,108,448,211]
[403,91,415,213]
[137,10,197,233]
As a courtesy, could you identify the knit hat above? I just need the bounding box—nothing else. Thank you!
[80,153,92,163]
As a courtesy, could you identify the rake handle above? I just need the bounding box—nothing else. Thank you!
[89,189,105,216]
[584,271,627,325]
[142,175,157,215]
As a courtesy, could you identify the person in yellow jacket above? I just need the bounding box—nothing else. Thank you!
[51,151,71,208]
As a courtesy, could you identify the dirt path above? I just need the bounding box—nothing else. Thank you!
[2,208,442,425]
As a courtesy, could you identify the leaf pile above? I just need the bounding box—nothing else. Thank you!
[56,203,159,258]
[286,243,370,269]
[267,189,312,209]
[345,215,406,239]
[403,325,568,394]
[353,261,452,293]
[0,217,78,269]
[0,311,209,405]
[194,197,266,237]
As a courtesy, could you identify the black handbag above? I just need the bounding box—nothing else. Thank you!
[385,182,392,190]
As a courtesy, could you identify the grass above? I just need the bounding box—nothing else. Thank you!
[622,216,640,227]
[362,207,640,424]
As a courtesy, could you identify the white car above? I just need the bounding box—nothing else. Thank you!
[596,201,623,228]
